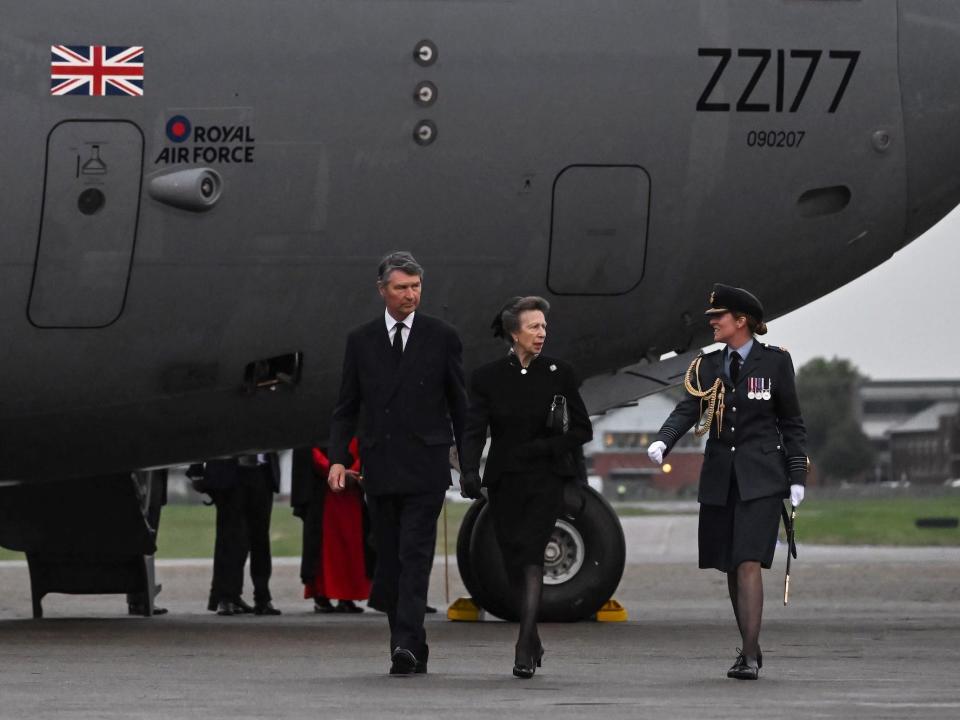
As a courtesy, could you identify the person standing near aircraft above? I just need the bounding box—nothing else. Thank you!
[304,439,372,613]
[647,284,808,680]
[459,296,593,678]
[190,453,282,616]
[327,251,467,675]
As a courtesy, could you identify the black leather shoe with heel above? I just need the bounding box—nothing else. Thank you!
[512,643,544,679]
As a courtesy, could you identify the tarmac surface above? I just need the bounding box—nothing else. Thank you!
[1,514,959,720]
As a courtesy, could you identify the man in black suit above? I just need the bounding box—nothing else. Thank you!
[328,251,467,675]
[190,453,282,616]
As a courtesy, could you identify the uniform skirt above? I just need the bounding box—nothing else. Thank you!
[698,472,783,572]
[487,471,564,578]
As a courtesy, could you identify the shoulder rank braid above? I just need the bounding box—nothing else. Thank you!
[684,355,725,437]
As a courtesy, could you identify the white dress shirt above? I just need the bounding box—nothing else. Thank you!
[384,310,415,350]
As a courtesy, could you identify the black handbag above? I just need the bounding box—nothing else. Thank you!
[546,394,569,435]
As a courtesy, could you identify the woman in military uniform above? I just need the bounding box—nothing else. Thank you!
[647,284,808,680]
[459,296,593,679]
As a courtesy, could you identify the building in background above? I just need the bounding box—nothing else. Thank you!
[888,401,960,485]
[859,380,960,483]
[585,391,706,501]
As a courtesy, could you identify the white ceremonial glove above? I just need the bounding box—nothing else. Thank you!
[647,441,666,465]
[790,484,805,507]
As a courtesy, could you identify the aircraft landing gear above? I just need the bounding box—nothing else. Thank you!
[455,483,626,622]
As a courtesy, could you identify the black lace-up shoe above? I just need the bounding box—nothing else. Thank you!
[727,649,759,680]
[389,647,418,676]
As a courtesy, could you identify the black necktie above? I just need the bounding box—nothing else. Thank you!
[392,322,404,365]
[729,351,742,385]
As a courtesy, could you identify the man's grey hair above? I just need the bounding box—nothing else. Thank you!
[497,295,551,343]
[377,251,424,285]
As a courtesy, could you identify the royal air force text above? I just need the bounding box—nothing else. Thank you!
[154,125,255,165]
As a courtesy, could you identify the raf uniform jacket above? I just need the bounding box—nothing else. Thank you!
[460,354,593,489]
[328,312,468,496]
[655,343,807,506]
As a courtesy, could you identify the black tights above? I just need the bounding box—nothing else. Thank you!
[515,564,543,662]
[727,561,763,660]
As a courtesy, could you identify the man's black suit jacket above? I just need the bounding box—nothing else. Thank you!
[329,312,467,496]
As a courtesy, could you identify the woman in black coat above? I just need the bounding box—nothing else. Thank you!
[647,284,808,680]
[460,296,592,678]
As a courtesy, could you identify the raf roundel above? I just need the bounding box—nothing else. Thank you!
[165,115,192,143]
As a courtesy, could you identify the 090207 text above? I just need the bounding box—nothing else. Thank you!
[746,130,805,148]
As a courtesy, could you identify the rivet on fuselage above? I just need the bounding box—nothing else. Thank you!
[414,120,437,146]
[415,81,437,107]
[872,130,892,152]
[414,40,437,67]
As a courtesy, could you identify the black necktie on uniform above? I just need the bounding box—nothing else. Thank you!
[392,322,404,365]
[729,350,742,385]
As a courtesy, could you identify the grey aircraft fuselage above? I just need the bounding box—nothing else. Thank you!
[2,0,959,483]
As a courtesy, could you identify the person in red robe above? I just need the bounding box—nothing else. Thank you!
[305,439,371,612]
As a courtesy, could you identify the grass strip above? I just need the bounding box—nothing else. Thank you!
[1,496,957,562]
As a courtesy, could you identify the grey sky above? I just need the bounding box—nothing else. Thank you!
[763,205,959,380]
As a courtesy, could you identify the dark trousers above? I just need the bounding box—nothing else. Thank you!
[299,482,325,588]
[211,466,275,603]
[366,491,445,658]
[127,472,167,606]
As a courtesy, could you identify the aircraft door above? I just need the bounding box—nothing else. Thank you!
[547,165,650,295]
[29,120,144,328]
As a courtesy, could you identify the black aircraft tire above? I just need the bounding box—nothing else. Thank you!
[468,484,626,622]
[454,497,490,607]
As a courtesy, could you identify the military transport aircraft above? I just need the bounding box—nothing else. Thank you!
[1,0,958,619]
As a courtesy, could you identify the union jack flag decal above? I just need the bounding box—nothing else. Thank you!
[51,45,144,97]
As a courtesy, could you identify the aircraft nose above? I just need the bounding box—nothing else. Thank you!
[899,3,960,241]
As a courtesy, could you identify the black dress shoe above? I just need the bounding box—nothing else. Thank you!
[513,643,544,679]
[314,597,335,613]
[424,605,437,614]
[207,596,218,612]
[415,644,429,674]
[127,603,168,616]
[727,650,759,680]
[254,601,281,616]
[335,600,364,614]
[758,649,763,670]
[233,597,255,614]
[216,600,238,616]
[512,662,535,679]
[389,647,418,676]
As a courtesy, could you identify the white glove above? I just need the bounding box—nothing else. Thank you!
[647,441,666,465]
[790,484,805,507]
